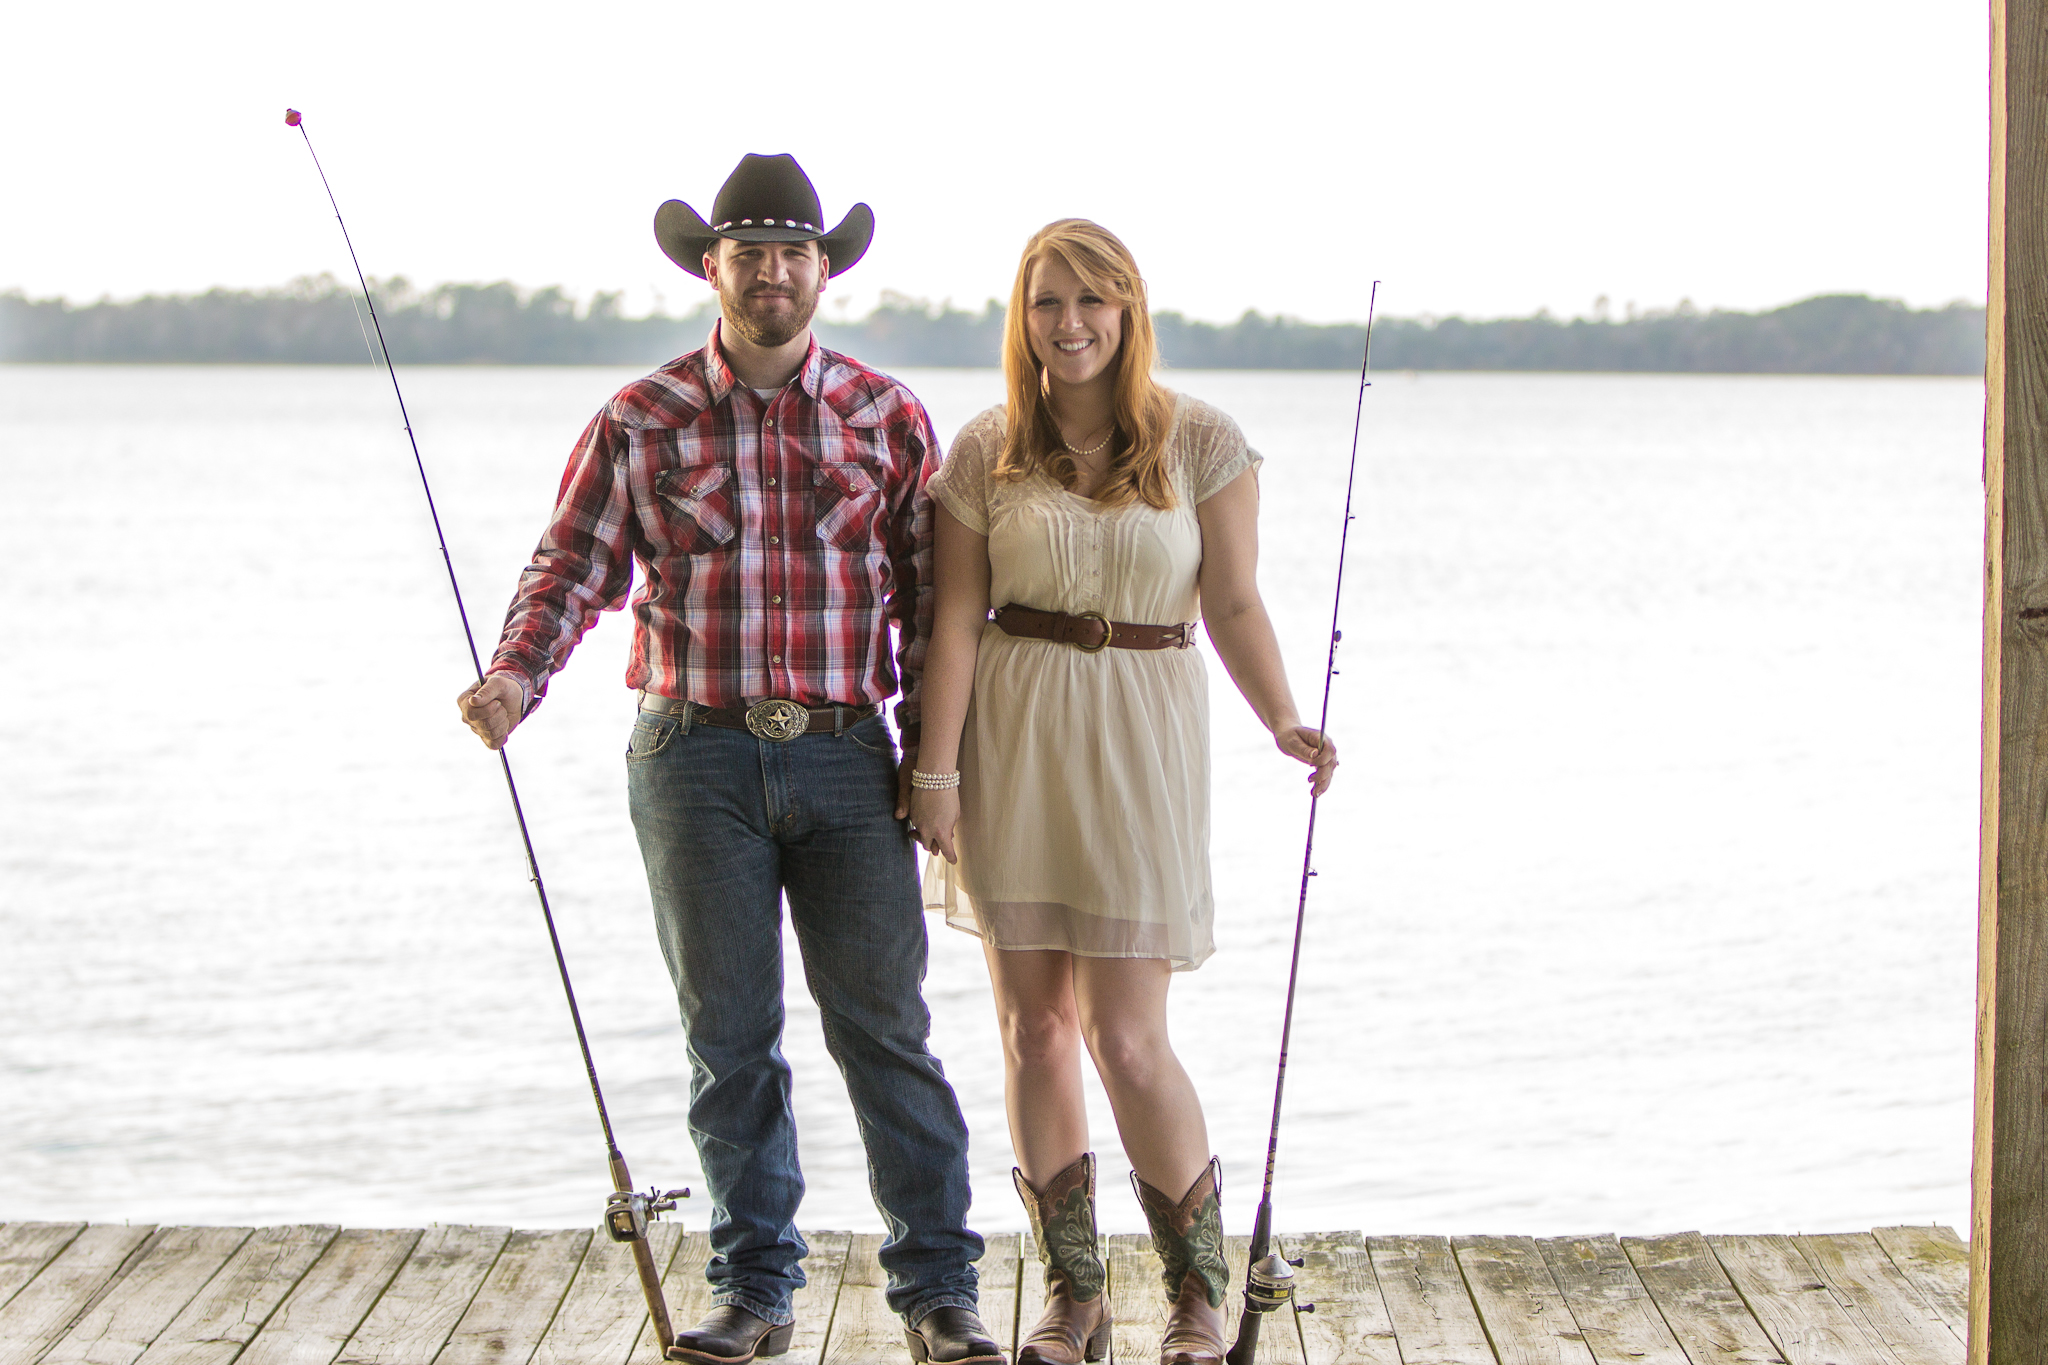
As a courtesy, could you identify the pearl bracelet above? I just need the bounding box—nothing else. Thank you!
[910,769,961,790]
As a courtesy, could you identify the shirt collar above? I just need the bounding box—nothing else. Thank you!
[703,317,826,405]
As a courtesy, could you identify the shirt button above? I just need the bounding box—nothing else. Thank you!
[766,419,776,428]
[771,595,782,604]
[772,654,782,663]
[767,477,777,486]
[769,535,780,545]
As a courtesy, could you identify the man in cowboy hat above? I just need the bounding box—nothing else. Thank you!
[457,153,1000,1365]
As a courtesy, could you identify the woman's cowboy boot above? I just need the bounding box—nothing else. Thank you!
[1015,1154,1113,1364]
[1132,1160,1229,1365]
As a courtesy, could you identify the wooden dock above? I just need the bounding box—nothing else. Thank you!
[0,1222,1968,1365]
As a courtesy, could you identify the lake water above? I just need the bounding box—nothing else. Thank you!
[0,364,1985,1239]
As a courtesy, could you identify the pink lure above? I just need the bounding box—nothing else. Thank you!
[285,109,302,126]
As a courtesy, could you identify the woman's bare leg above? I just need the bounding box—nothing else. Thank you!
[1071,956,1210,1197]
[983,943,1091,1186]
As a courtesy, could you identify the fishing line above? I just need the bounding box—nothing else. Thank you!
[284,108,683,1354]
[342,285,381,368]
[1226,280,1381,1365]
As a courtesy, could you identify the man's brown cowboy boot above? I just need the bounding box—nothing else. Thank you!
[1015,1154,1113,1364]
[666,1305,795,1364]
[1132,1160,1229,1365]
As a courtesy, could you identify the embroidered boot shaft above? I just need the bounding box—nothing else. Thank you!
[1015,1154,1112,1364]
[1132,1159,1228,1365]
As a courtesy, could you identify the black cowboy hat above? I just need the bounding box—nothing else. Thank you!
[654,153,874,279]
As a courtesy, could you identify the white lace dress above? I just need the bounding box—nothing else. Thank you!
[922,396,1262,971]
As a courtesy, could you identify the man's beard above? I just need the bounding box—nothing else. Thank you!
[720,278,821,348]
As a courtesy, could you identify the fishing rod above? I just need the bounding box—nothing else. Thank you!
[1225,280,1380,1365]
[284,109,687,1357]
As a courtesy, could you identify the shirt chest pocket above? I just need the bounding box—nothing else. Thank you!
[812,462,883,553]
[655,461,737,554]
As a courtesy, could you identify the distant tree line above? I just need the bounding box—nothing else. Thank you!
[0,277,705,365]
[0,277,1985,374]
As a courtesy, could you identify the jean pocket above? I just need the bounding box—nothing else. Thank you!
[627,714,680,762]
[844,713,897,757]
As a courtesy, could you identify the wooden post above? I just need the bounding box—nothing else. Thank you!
[1975,3,2048,1361]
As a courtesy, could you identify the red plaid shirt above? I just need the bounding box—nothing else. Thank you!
[489,321,940,746]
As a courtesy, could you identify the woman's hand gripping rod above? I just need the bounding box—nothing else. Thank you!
[284,108,688,1357]
[1224,280,1381,1365]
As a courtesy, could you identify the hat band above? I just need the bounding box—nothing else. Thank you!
[714,218,820,232]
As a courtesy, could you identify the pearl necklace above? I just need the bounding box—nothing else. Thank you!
[1061,428,1113,458]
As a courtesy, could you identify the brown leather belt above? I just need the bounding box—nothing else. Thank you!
[992,604,1196,653]
[639,693,878,742]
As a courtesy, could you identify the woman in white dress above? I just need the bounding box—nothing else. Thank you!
[908,220,1337,1365]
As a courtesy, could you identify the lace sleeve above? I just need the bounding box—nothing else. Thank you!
[928,407,1003,534]
[1188,400,1264,503]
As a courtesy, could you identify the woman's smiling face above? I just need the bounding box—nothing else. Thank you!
[1026,253,1124,392]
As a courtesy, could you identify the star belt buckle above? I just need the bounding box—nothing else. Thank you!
[745,698,811,742]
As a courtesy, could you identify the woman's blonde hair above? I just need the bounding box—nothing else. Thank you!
[997,219,1177,509]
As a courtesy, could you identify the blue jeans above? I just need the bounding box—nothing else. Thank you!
[625,705,982,1327]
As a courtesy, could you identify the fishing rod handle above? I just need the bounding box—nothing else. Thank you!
[609,1150,677,1353]
[1225,1303,1263,1365]
[633,1236,676,1352]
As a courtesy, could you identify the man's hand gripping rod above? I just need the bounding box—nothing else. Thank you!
[1224,281,1380,1365]
[285,108,688,1356]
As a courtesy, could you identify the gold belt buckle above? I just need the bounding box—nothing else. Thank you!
[745,698,810,742]
[1072,611,1111,654]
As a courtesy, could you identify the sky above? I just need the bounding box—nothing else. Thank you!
[0,0,1989,325]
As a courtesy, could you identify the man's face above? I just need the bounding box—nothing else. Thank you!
[704,239,828,348]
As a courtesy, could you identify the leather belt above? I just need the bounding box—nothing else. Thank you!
[992,604,1196,653]
[639,693,878,742]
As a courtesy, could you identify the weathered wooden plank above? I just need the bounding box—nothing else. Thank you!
[1533,1235,1687,1365]
[1793,1235,1962,1365]
[625,1230,712,1365]
[1622,1232,1784,1365]
[40,1226,254,1365]
[819,1234,896,1365]
[236,1229,421,1365]
[1977,9,2048,1365]
[1108,1232,1168,1365]
[974,1233,1021,1360]
[1366,1236,1493,1365]
[532,1222,685,1365]
[332,1225,509,1365]
[1708,1234,1891,1365]
[0,1225,87,1315]
[783,1231,850,1365]
[436,1228,592,1365]
[131,1225,340,1365]
[1453,1236,1593,1365]
[0,1225,159,1365]
[0,1224,1973,1365]
[1279,1231,1400,1365]
[1869,1229,1969,1344]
